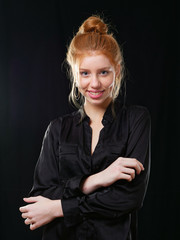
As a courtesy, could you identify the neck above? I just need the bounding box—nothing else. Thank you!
[84,98,112,123]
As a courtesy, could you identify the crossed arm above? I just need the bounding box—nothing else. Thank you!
[19,107,150,231]
[19,157,144,230]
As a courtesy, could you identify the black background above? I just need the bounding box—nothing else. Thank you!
[0,0,179,239]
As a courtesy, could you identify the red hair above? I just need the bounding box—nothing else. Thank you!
[66,15,125,107]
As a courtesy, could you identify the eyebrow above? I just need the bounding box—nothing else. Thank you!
[79,66,112,71]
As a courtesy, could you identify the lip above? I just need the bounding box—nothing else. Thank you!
[87,90,104,99]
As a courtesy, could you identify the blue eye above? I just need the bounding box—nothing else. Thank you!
[80,71,89,76]
[101,70,108,75]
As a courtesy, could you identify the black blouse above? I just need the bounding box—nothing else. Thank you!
[29,101,151,240]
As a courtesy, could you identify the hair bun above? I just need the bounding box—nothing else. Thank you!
[78,16,108,35]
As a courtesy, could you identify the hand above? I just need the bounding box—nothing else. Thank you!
[100,157,144,187]
[19,196,63,230]
[81,157,144,194]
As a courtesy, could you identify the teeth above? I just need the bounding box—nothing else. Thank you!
[89,92,102,95]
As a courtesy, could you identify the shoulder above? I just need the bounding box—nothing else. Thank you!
[48,110,79,131]
[115,100,150,119]
[40,111,79,142]
[125,105,150,119]
[122,105,151,130]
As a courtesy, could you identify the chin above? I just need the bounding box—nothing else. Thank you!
[86,97,112,106]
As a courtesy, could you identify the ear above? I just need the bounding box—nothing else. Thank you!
[115,64,121,78]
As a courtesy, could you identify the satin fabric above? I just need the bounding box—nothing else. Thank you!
[30,101,151,240]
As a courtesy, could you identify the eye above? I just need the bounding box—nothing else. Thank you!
[100,70,109,76]
[80,71,89,77]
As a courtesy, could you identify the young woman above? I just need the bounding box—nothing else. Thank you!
[20,15,151,240]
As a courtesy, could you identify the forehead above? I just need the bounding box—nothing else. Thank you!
[79,54,113,69]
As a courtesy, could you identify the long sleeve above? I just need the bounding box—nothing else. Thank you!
[61,106,151,227]
[29,118,87,200]
[29,119,64,199]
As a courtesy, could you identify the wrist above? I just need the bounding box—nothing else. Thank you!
[81,172,104,194]
[51,200,63,218]
[98,170,108,187]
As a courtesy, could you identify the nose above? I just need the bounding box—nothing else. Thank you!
[90,74,101,89]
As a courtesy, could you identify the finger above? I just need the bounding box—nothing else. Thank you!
[132,161,142,175]
[133,161,144,174]
[19,206,28,213]
[21,213,29,219]
[30,221,42,231]
[23,196,40,203]
[135,160,144,171]
[122,167,135,179]
[24,218,33,225]
[123,158,144,174]
[30,223,37,231]
[120,173,133,182]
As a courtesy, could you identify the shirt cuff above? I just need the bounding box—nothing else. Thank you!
[61,197,83,227]
[62,175,89,199]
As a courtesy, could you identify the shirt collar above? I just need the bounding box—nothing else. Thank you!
[74,100,123,126]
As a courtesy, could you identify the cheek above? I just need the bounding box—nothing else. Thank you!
[103,78,115,89]
[77,78,89,90]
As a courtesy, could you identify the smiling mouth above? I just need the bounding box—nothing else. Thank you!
[87,90,104,99]
[89,92,103,95]
[88,91,104,95]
